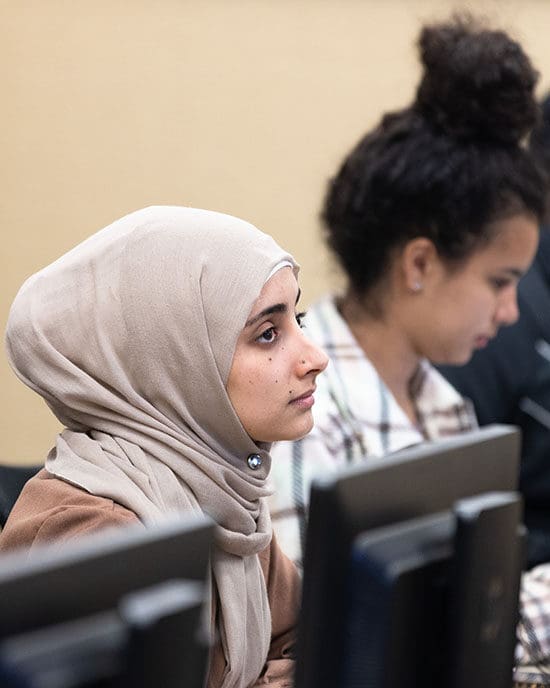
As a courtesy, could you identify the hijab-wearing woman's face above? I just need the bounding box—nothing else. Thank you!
[227,267,329,443]
[410,213,539,365]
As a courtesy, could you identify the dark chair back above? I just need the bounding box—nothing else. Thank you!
[0,464,42,528]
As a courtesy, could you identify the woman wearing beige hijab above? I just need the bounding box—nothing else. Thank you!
[1,205,328,688]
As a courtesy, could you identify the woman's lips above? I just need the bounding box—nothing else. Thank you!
[474,335,491,349]
[289,388,316,408]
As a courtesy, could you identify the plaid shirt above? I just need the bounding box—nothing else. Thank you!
[267,294,550,684]
[516,565,550,684]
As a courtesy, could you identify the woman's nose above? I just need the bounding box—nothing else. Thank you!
[495,288,519,327]
[298,336,329,376]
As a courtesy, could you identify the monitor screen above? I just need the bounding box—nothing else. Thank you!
[0,514,215,688]
[295,424,523,688]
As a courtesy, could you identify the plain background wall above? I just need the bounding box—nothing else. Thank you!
[2,0,550,464]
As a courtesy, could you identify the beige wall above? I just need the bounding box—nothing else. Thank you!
[2,0,549,463]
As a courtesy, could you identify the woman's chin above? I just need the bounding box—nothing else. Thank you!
[269,417,314,444]
[431,346,474,368]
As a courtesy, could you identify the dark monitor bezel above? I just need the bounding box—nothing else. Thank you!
[0,513,215,638]
[295,424,521,688]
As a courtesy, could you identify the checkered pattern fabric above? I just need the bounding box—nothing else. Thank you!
[516,566,550,683]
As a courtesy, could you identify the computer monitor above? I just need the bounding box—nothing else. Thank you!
[296,424,524,688]
[0,514,215,688]
[343,492,523,688]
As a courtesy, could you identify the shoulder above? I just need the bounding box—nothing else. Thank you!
[0,469,141,554]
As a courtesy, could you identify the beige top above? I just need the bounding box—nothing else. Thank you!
[0,469,300,688]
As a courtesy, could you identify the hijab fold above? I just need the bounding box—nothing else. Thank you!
[6,206,298,688]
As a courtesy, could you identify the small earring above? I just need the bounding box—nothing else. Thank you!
[412,282,423,292]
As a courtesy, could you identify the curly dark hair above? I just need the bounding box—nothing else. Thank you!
[322,15,547,306]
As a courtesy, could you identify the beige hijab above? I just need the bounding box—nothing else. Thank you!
[5,206,298,688]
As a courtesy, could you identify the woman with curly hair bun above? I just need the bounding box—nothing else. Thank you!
[267,14,550,684]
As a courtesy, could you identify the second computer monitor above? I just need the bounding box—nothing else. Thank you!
[296,424,522,688]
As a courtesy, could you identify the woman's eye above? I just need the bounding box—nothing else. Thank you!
[490,277,512,291]
[257,327,277,344]
[296,311,307,328]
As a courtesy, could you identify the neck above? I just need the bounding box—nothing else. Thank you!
[338,292,421,420]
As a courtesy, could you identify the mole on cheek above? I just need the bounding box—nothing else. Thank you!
[288,390,293,394]
[268,357,272,362]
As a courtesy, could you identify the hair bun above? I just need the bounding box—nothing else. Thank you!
[415,15,539,144]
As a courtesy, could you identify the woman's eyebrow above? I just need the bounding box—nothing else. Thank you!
[245,289,301,328]
[246,304,286,328]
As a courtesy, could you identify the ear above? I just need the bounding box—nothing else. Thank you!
[400,237,439,293]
